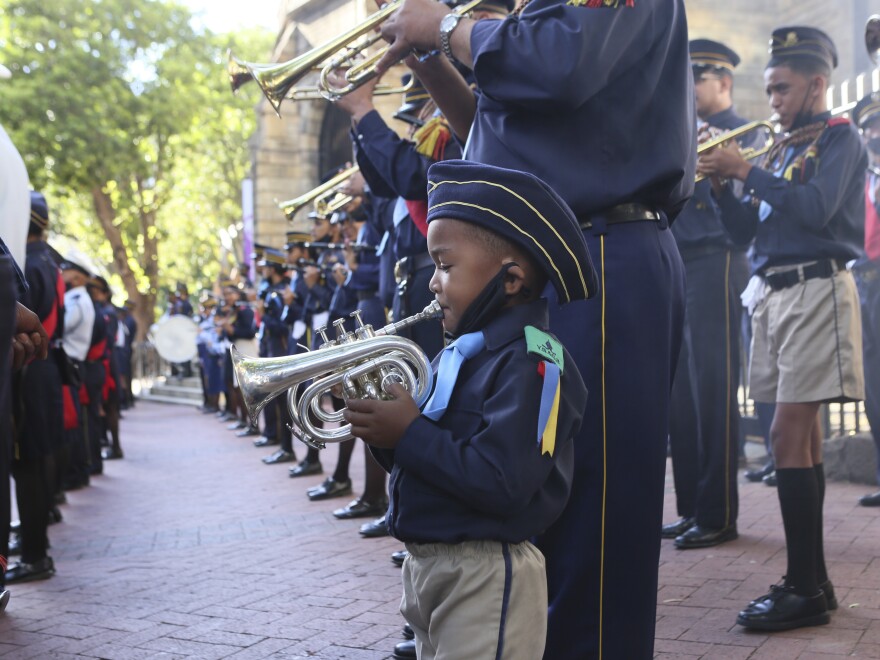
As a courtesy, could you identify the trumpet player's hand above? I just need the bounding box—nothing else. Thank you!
[376,0,450,75]
[344,383,420,448]
[329,70,379,125]
[11,302,49,370]
[340,169,366,198]
[332,263,348,286]
[697,140,752,182]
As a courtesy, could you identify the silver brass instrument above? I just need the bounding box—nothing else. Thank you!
[232,301,443,449]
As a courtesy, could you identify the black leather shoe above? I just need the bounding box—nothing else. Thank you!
[360,516,389,538]
[262,450,295,465]
[820,580,838,610]
[674,524,738,549]
[763,472,777,487]
[227,420,247,431]
[217,410,234,420]
[0,589,9,613]
[333,497,388,520]
[661,517,695,539]
[236,426,260,438]
[54,491,67,506]
[253,436,279,447]
[736,585,829,631]
[393,640,416,659]
[101,447,124,460]
[745,461,775,482]
[48,507,63,525]
[289,459,322,478]
[402,623,414,640]
[5,557,55,584]
[308,478,352,501]
[391,550,408,567]
[859,491,880,507]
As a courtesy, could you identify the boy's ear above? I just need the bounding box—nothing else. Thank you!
[502,261,526,297]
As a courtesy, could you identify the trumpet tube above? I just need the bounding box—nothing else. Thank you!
[277,165,359,220]
[318,0,484,100]
[232,301,442,449]
[695,119,777,183]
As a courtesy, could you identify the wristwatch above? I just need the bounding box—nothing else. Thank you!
[439,13,462,62]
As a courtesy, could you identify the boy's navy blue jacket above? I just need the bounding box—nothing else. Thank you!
[372,299,587,544]
[716,112,867,273]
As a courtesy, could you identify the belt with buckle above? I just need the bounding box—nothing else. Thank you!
[764,259,848,291]
[579,203,660,230]
[394,252,435,284]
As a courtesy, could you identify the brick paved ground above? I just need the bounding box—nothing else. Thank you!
[0,401,878,659]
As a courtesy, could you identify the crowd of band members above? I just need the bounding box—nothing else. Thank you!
[186,6,880,657]
[0,191,137,598]
[3,2,880,658]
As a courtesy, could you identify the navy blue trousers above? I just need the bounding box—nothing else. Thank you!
[669,250,749,528]
[537,219,685,660]
[855,260,880,483]
[0,254,16,583]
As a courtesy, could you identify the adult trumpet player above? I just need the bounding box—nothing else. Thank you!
[662,40,750,551]
[699,26,865,632]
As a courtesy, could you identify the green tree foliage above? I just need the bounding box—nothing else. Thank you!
[0,0,272,335]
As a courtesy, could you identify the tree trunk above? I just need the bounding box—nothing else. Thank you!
[91,185,157,341]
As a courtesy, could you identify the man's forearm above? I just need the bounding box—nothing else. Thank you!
[410,55,476,141]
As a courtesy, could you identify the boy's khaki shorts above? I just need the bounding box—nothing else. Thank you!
[749,264,864,404]
[401,539,546,660]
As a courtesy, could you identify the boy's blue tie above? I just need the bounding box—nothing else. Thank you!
[422,331,486,421]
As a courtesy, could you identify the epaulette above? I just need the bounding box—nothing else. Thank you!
[525,326,564,371]
[827,117,851,127]
[413,116,452,161]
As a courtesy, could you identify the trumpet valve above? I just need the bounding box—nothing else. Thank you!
[317,326,332,345]
[350,309,365,328]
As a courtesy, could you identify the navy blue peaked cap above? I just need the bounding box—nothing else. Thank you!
[30,191,49,230]
[769,26,838,69]
[426,160,597,303]
[855,92,880,128]
[690,39,740,72]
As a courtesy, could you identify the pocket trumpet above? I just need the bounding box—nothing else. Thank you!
[232,301,443,449]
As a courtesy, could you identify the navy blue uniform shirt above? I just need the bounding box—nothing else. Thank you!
[23,241,63,338]
[261,278,291,357]
[717,113,867,273]
[673,107,750,252]
[373,299,587,544]
[467,0,695,220]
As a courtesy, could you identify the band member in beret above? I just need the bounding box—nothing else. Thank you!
[699,25,866,631]
[345,159,593,659]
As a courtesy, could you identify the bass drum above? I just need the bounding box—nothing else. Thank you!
[149,315,200,363]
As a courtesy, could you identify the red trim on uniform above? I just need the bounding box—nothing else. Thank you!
[86,338,107,362]
[41,267,65,340]
[865,179,880,261]
[102,357,116,399]
[827,117,851,127]
[404,199,429,237]
[63,385,79,430]
[79,382,89,405]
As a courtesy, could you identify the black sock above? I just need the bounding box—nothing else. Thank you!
[332,438,356,483]
[814,464,828,585]
[306,446,320,463]
[776,467,820,596]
